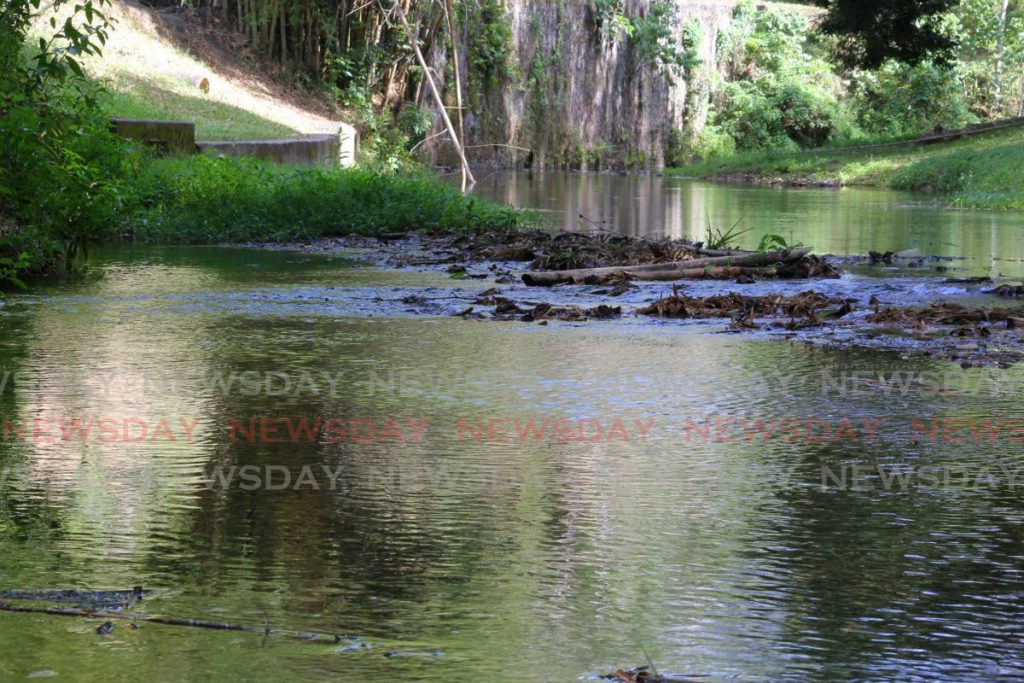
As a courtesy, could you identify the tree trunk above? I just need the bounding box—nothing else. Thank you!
[280,1,287,65]
[994,0,1010,112]
[629,265,778,281]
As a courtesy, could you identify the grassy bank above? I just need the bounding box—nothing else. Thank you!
[667,126,1024,211]
[130,156,526,244]
[30,1,341,141]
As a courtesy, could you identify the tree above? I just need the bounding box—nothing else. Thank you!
[814,0,958,68]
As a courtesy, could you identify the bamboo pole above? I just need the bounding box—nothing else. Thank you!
[442,0,468,189]
[391,1,475,187]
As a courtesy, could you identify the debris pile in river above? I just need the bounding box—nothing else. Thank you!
[867,302,1024,328]
[448,229,725,270]
[601,665,700,682]
[638,289,848,330]
[633,286,1024,364]
[988,283,1024,298]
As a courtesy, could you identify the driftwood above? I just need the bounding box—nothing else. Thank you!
[628,266,777,281]
[522,247,812,286]
[0,601,344,643]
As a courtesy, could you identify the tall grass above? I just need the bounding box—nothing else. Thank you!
[130,156,529,243]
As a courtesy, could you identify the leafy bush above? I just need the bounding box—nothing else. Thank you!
[690,125,736,161]
[849,60,976,137]
[699,2,857,156]
[460,0,516,87]
[0,0,137,285]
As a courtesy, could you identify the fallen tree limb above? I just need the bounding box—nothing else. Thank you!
[628,266,777,281]
[0,602,343,643]
[522,247,812,286]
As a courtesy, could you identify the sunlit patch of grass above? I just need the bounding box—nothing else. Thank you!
[667,126,1024,210]
[29,1,336,141]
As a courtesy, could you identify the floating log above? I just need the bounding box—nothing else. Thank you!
[0,587,146,610]
[522,247,812,286]
[0,601,343,643]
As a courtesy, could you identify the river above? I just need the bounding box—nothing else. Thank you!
[1,176,1023,681]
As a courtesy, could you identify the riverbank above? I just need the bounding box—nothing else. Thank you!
[666,126,1024,211]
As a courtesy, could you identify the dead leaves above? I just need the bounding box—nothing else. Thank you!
[988,283,1024,298]
[637,291,845,329]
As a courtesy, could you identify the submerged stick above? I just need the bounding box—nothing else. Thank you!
[0,602,343,643]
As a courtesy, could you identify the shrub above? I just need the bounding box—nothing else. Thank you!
[850,61,976,137]
[691,126,737,161]
[0,0,137,284]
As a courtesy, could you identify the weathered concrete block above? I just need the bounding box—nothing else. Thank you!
[110,118,196,155]
[196,133,351,166]
[338,123,358,168]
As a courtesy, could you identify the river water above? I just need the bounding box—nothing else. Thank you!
[1,176,1024,681]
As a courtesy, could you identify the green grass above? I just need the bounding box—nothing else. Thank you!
[666,126,1024,210]
[130,156,531,243]
[100,76,298,141]
[30,1,331,141]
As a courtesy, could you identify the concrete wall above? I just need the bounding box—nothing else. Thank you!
[196,124,358,167]
[111,119,358,167]
[110,118,195,155]
[196,134,338,165]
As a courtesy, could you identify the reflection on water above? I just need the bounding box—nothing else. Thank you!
[1,179,1024,681]
[471,172,1024,277]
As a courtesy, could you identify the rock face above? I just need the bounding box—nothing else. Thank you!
[423,0,739,170]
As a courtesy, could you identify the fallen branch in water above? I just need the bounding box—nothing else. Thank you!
[522,247,812,286]
[0,602,344,643]
[625,265,777,281]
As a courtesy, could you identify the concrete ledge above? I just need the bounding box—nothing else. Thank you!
[196,133,342,166]
[110,119,358,166]
[110,118,195,155]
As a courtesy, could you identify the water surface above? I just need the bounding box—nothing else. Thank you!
[2,179,1024,681]
[471,171,1024,277]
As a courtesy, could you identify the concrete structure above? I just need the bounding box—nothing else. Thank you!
[196,124,357,167]
[110,119,358,167]
[110,118,196,155]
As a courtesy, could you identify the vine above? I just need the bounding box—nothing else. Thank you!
[458,0,516,87]
[589,0,688,79]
